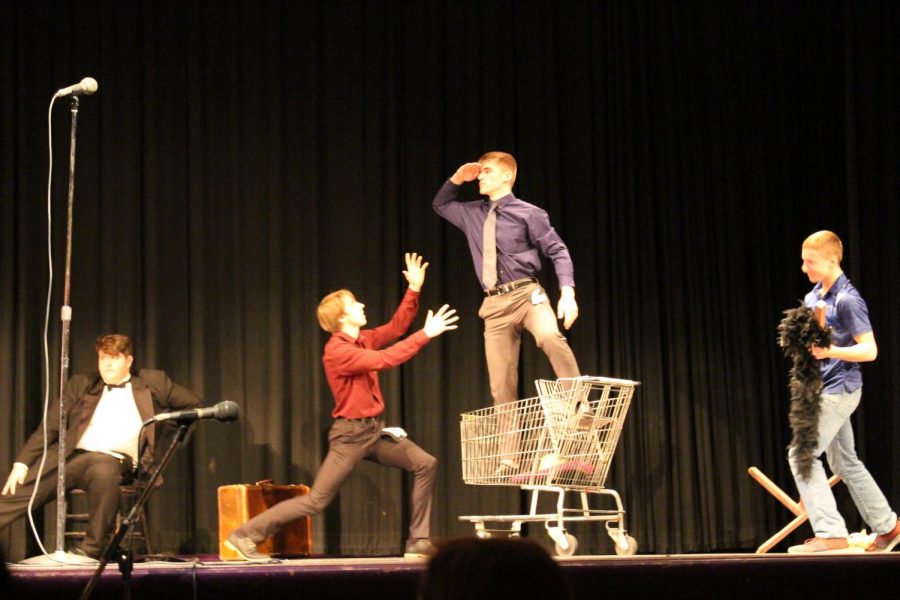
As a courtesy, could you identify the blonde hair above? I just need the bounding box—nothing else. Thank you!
[802,230,843,263]
[479,151,518,187]
[317,290,354,332]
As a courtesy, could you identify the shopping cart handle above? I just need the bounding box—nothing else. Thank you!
[556,376,641,387]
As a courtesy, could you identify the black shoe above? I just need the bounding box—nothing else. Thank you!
[225,531,271,561]
[404,538,436,558]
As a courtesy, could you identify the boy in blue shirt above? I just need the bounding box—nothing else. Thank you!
[787,231,899,553]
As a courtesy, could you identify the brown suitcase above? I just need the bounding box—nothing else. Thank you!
[218,480,313,560]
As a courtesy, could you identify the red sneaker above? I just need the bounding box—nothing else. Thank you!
[870,519,900,552]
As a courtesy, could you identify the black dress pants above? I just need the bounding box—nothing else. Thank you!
[0,451,130,557]
[239,418,437,544]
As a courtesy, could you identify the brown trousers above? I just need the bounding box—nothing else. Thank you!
[478,282,580,406]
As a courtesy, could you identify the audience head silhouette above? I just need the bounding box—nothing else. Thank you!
[419,536,572,600]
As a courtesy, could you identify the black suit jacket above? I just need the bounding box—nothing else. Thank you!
[15,369,201,486]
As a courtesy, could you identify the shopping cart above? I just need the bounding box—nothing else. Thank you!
[458,376,639,556]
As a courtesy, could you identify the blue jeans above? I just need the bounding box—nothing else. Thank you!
[788,387,897,538]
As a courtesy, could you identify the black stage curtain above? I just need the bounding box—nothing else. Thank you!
[1,0,897,557]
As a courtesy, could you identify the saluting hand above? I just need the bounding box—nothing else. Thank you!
[450,162,482,185]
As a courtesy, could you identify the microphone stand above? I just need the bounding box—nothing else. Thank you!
[56,93,79,556]
[79,422,192,600]
[21,94,85,566]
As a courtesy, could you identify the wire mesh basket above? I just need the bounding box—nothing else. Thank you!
[461,377,636,491]
[458,376,640,556]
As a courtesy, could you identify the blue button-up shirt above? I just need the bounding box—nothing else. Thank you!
[432,180,575,290]
[804,273,872,393]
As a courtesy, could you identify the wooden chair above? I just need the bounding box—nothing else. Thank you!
[748,466,841,553]
[65,485,152,555]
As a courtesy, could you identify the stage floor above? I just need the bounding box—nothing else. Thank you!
[7,551,900,599]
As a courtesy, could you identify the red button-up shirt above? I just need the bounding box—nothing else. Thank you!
[323,289,430,419]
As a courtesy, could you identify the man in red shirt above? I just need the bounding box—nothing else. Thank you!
[226,253,458,560]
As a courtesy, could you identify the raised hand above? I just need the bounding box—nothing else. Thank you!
[423,304,460,338]
[450,162,482,185]
[403,252,429,292]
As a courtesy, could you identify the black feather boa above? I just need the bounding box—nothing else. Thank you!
[777,303,833,480]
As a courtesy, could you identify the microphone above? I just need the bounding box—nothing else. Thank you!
[54,77,99,98]
[149,400,240,424]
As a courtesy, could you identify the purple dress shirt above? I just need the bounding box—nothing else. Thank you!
[432,180,575,290]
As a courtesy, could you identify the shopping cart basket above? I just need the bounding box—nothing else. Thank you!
[458,376,639,556]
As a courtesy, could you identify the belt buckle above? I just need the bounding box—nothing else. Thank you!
[487,278,530,297]
[504,278,529,294]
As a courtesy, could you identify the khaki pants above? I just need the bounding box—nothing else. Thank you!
[478,282,580,406]
[479,283,580,465]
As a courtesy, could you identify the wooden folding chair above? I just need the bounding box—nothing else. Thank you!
[748,466,841,553]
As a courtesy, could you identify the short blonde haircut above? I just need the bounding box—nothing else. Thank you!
[317,290,355,332]
[802,230,843,263]
[479,151,518,187]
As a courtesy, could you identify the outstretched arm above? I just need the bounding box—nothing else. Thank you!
[328,304,460,375]
[370,254,428,348]
[326,331,433,374]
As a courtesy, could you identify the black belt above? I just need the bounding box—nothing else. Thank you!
[484,277,538,297]
[337,416,380,422]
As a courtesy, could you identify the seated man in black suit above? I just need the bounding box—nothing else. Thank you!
[0,333,201,559]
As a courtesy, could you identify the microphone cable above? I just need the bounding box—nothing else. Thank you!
[21,94,60,560]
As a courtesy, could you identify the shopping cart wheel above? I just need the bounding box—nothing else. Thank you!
[614,535,638,556]
[553,533,578,557]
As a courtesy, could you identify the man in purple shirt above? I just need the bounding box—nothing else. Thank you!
[433,152,580,472]
[787,231,899,554]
